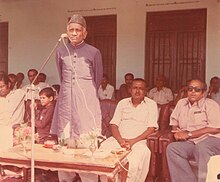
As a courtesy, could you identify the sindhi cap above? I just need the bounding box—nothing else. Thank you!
[68,14,87,29]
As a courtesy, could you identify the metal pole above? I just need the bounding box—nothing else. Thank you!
[30,84,35,182]
[11,37,64,119]
[29,36,64,182]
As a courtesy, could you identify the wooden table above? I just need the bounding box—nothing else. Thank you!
[0,144,129,182]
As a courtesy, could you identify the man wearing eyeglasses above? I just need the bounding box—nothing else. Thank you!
[166,79,220,182]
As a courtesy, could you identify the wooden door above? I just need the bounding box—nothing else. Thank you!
[0,22,8,74]
[145,9,206,92]
[85,15,117,87]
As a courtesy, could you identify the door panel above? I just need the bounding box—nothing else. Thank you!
[176,31,205,90]
[145,9,206,92]
[147,32,174,88]
[85,15,116,87]
[0,22,8,73]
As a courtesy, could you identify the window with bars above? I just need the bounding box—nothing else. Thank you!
[145,9,206,92]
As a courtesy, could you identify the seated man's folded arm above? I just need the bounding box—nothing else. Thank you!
[126,127,156,148]
[186,127,220,139]
[111,124,125,145]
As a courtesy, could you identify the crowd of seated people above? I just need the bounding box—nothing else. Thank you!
[0,69,62,140]
[1,68,220,182]
[0,70,60,181]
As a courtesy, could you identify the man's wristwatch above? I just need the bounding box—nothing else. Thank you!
[187,131,193,138]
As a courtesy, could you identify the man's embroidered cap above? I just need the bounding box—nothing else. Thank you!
[68,14,87,29]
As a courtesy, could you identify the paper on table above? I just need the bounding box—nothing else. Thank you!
[83,149,111,158]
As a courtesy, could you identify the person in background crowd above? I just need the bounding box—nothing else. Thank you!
[98,74,115,100]
[38,73,47,83]
[173,80,190,105]
[8,73,17,90]
[50,14,103,182]
[0,74,25,150]
[38,72,50,89]
[207,76,220,105]
[16,72,25,89]
[117,72,134,101]
[148,74,173,108]
[23,69,49,122]
[166,79,220,182]
[100,78,158,182]
[23,69,40,100]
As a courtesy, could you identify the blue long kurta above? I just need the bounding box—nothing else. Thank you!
[51,42,103,138]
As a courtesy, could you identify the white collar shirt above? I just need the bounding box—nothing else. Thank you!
[170,97,220,143]
[0,89,25,126]
[98,83,115,100]
[148,87,173,105]
[211,91,220,105]
[110,97,159,139]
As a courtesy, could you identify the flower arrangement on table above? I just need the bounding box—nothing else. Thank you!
[79,128,102,158]
[13,123,38,151]
[80,128,101,143]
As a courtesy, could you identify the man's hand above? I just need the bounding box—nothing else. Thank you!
[120,141,130,150]
[124,138,136,149]
[119,138,137,150]
[118,138,130,150]
[172,128,189,141]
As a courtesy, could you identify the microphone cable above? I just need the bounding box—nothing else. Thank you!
[61,36,143,182]
[113,150,142,182]
[61,37,99,133]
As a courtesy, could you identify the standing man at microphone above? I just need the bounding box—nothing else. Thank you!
[51,14,103,182]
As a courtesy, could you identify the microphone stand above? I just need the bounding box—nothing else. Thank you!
[29,36,64,182]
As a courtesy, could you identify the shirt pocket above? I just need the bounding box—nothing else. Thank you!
[191,111,208,128]
[121,107,133,120]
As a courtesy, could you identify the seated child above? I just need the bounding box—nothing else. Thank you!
[35,87,55,144]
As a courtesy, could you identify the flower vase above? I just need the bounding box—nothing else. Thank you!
[89,139,97,160]
[21,140,31,153]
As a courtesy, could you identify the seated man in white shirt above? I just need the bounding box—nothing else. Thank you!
[148,74,173,108]
[98,74,115,100]
[100,78,159,182]
[0,74,25,150]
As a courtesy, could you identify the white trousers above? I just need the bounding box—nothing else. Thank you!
[99,137,151,182]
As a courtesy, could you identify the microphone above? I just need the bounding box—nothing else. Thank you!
[59,33,68,41]
[61,33,68,38]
